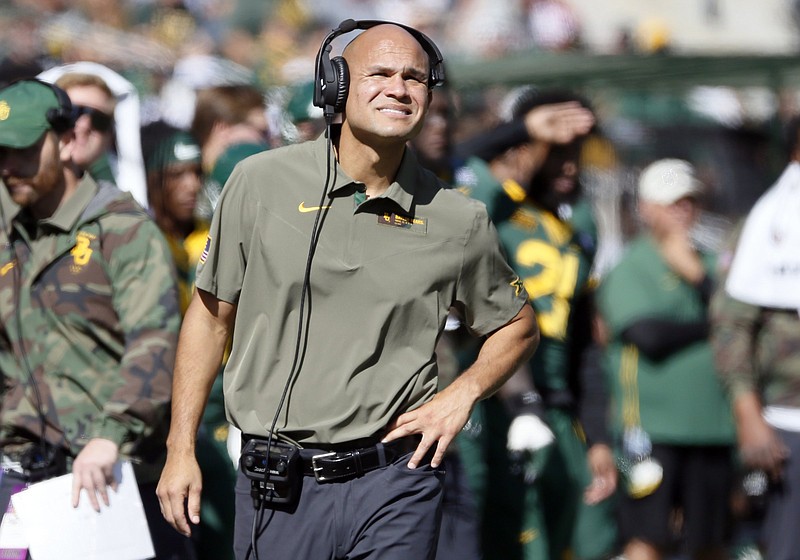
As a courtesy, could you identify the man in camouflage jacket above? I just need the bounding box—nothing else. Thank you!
[0,80,183,554]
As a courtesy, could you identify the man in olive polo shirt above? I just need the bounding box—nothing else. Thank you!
[157,22,538,560]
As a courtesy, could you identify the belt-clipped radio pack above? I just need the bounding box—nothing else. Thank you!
[241,438,301,506]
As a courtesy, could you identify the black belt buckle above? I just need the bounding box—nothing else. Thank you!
[311,452,339,482]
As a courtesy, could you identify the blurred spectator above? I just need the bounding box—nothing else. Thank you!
[710,116,800,560]
[410,86,460,182]
[525,0,582,51]
[39,62,149,208]
[456,88,616,560]
[142,126,207,312]
[633,17,672,54]
[299,0,379,28]
[141,124,236,560]
[282,80,326,143]
[0,78,191,560]
[0,8,46,87]
[598,159,735,560]
[158,54,256,130]
[191,84,269,173]
[190,83,269,217]
[444,0,529,58]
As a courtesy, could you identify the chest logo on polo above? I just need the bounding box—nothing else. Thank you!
[70,231,96,273]
[298,202,332,213]
[378,212,427,234]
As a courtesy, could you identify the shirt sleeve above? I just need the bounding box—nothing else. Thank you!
[455,121,529,162]
[95,218,181,447]
[456,204,529,337]
[709,287,761,400]
[195,162,257,303]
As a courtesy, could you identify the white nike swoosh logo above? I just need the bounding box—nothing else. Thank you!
[298,202,332,213]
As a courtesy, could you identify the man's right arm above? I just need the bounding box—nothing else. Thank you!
[156,288,236,537]
[709,288,788,480]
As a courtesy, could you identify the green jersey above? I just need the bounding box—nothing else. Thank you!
[460,155,593,392]
[498,204,594,392]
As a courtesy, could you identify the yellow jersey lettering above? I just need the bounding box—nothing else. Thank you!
[517,240,580,340]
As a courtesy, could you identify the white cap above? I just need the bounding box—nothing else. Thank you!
[638,159,703,205]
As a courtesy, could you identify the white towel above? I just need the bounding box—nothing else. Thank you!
[726,162,800,310]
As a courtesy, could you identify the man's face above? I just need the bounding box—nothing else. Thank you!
[0,131,66,214]
[641,196,700,236]
[529,141,582,208]
[342,26,432,146]
[540,143,581,196]
[411,89,451,164]
[65,85,115,169]
[160,162,202,226]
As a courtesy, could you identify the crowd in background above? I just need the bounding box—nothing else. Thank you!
[2,1,799,560]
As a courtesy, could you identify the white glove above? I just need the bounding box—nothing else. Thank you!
[507,414,555,452]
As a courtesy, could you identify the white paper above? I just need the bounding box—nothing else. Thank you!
[0,508,29,552]
[10,461,155,560]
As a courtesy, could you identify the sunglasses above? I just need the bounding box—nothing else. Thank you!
[73,105,114,132]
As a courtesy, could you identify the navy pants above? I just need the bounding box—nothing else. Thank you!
[234,450,444,560]
[762,428,800,560]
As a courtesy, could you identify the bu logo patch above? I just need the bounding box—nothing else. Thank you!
[70,231,96,273]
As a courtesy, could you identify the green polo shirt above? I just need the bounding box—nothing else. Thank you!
[598,236,735,444]
[196,132,528,445]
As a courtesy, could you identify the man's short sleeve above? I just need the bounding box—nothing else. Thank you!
[457,205,528,336]
[195,164,256,303]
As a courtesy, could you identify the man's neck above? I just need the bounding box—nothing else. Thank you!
[158,215,195,241]
[30,169,80,221]
[336,127,405,199]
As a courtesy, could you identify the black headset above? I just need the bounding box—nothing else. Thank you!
[40,80,76,133]
[4,78,77,133]
[313,19,446,121]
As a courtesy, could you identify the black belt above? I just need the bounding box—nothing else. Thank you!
[241,434,419,483]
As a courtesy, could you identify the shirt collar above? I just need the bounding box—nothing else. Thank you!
[40,174,99,232]
[1,174,99,236]
[0,181,21,238]
[311,130,420,215]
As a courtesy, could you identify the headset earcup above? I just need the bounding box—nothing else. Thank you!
[328,56,349,113]
[46,107,71,133]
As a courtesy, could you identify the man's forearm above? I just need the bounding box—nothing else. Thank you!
[449,303,539,405]
[166,290,235,455]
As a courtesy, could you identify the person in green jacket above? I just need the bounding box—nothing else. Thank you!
[0,79,193,559]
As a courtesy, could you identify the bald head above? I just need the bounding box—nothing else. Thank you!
[343,25,432,89]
